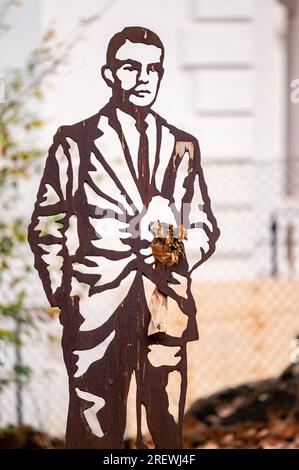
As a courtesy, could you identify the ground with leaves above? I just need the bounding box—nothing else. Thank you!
[184,362,299,449]
[0,425,64,449]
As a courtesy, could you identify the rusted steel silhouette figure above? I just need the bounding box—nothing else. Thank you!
[28,27,220,449]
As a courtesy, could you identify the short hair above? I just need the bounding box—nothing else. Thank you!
[106,26,164,68]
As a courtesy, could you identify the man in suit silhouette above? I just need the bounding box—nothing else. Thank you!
[28,26,220,448]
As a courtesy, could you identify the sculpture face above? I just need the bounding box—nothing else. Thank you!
[109,40,163,107]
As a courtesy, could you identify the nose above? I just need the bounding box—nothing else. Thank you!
[138,65,149,84]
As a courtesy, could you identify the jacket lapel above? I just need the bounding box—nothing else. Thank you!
[86,105,187,216]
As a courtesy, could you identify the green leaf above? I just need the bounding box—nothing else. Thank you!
[0,328,18,343]
[0,236,13,254]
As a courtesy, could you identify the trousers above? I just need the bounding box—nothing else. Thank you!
[60,274,186,449]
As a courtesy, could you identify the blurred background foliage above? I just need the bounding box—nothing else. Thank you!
[0,0,104,425]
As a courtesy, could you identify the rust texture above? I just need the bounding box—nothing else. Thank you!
[28,26,220,449]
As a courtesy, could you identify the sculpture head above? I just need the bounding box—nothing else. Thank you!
[102,26,164,110]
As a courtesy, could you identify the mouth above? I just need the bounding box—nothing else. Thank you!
[133,89,151,96]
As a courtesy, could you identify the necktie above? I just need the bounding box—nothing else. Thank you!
[136,118,150,207]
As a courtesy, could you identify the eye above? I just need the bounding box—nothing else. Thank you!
[147,63,163,74]
[122,64,135,71]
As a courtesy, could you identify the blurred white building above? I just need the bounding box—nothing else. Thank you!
[2,0,298,279]
[1,0,299,438]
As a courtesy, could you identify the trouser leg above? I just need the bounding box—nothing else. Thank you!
[61,296,132,448]
[141,345,187,449]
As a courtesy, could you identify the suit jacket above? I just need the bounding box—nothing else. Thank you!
[28,101,220,344]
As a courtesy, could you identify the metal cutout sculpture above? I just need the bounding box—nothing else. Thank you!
[28,27,220,449]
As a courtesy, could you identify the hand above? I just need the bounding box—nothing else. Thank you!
[151,243,179,267]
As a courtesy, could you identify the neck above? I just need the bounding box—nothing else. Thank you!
[110,95,150,121]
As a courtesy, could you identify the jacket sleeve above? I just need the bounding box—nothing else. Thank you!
[180,137,220,273]
[28,128,70,307]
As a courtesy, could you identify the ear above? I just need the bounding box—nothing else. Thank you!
[101,65,114,87]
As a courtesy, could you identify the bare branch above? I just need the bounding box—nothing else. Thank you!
[0,0,16,33]
[7,0,118,102]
